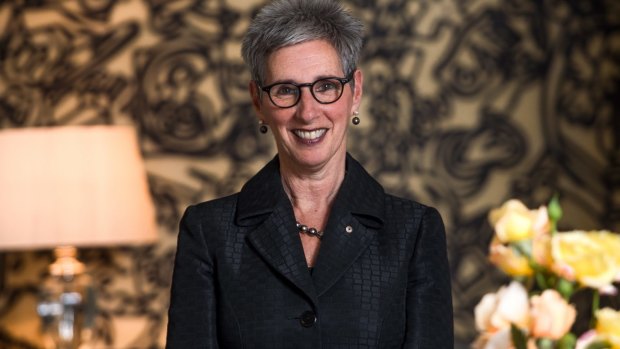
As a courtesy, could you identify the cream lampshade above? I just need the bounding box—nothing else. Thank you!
[0,125,158,348]
[0,125,157,250]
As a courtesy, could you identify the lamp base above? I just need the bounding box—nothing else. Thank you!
[37,246,96,349]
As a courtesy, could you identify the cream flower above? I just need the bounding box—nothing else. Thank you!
[472,328,511,349]
[473,328,537,349]
[551,230,620,291]
[475,281,530,333]
[489,200,549,243]
[529,289,576,340]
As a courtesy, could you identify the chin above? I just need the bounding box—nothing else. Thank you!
[293,149,345,169]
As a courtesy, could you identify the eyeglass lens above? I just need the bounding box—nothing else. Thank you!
[268,78,346,108]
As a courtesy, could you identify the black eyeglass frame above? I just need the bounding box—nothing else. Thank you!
[259,72,355,109]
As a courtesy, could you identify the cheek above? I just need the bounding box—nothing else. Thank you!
[331,105,353,124]
[264,110,293,128]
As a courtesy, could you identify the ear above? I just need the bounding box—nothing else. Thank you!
[249,80,264,120]
[350,69,363,114]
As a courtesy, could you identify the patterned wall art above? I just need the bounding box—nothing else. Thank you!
[0,0,618,347]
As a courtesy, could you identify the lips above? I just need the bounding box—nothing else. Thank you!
[293,129,326,141]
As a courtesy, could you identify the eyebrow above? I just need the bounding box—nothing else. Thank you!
[266,74,345,86]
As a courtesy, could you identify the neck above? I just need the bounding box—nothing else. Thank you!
[279,153,346,218]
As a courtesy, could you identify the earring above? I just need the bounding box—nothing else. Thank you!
[259,121,268,134]
[352,111,360,125]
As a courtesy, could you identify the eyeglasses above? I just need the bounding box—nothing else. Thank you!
[259,73,353,108]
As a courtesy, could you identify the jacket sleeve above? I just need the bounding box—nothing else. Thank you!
[403,206,454,348]
[166,205,219,349]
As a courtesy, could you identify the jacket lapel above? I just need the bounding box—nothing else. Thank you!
[245,201,318,304]
[311,212,375,296]
[311,154,386,296]
[236,156,318,304]
[235,154,386,302]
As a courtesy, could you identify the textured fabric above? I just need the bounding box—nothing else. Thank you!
[166,154,454,348]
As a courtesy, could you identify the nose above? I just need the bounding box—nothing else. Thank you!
[295,86,320,122]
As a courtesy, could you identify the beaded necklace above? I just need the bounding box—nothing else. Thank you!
[296,222,324,240]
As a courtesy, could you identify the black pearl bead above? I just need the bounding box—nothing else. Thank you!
[296,222,323,239]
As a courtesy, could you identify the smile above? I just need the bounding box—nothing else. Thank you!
[293,129,326,141]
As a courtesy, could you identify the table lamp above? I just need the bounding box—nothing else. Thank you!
[0,125,158,348]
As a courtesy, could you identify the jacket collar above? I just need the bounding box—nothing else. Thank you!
[235,153,385,228]
[238,153,386,301]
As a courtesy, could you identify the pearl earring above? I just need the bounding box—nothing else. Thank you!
[352,111,360,125]
[259,121,268,134]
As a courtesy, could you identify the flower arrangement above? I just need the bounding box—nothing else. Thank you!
[474,197,620,349]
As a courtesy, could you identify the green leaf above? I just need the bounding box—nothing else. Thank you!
[510,324,528,349]
[537,338,553,349]
[557,333,576,349]
[513,240,533,258]
[535,271,549,290]
[556,278,575,299]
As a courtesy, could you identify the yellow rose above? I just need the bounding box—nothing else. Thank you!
[596,308,620,349]
[489,238,533,276]
[489,200,550,243]
[529,289,576,340]
[593,233,620,281]
[551,230,620,291]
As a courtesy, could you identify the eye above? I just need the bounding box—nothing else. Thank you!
[314,79,339,93]
[272,84,298,97]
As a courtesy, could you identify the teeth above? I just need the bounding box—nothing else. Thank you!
[294,129,326,140]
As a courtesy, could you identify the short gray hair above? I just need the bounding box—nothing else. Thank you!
[241,0,364,85]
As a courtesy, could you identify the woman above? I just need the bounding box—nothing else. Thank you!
[166,0,453,348]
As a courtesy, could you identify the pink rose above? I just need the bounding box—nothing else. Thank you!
[529,289,576,340]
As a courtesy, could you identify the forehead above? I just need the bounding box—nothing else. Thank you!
[264,40,343,83]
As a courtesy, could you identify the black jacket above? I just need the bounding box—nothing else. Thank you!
[166,154,453,348]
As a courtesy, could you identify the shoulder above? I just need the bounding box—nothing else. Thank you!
[181,193,240,229]
[175,194,244,257]
[179,156,282,237]
[383,194,442,221]
[382,193,445,236]
[344,154,444,231]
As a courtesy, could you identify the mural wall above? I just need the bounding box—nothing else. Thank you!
[0,0,618,347]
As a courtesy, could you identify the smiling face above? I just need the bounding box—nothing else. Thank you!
[250,39,363,173]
